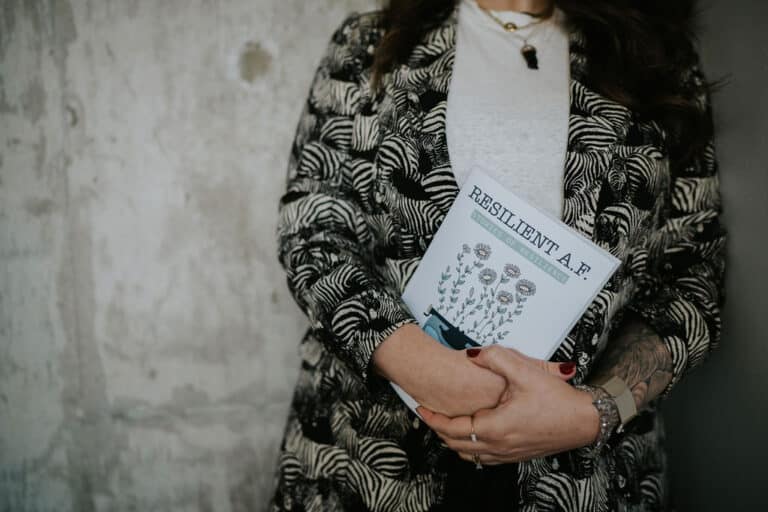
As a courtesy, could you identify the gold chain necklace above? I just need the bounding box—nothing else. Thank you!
[475,1,554,69]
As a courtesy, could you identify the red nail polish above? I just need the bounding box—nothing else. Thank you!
[466,348,481,358]
[559,362,576,374]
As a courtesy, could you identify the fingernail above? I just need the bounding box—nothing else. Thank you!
[466,348,481,358]
[559,362,576,374]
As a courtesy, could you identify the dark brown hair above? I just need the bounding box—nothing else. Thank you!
[372,0,723,167]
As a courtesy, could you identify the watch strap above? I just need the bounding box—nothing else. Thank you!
[590,374,637,430]
[574,384,619,458]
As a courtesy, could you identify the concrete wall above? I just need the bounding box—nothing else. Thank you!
[0,1,375,510]
[663,1,768,510]
[0,1,764,511]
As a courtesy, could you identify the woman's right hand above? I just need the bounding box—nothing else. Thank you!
[372,324,574,417]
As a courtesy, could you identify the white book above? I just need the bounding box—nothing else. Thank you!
[392,170,621,414]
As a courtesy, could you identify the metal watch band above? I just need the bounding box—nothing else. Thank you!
[574,384,620,458]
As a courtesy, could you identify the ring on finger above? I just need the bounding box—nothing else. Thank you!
[469,414,478,443]
[472,452,483,470]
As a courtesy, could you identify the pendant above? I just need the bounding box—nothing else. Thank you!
[503,21,517,32]
[521,44,538,69]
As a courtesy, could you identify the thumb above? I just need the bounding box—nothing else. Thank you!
[466,347,576,382]
[517,352,577,381]
[465,346,531,385]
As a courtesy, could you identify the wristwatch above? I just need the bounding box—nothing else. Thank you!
[575,375,637,457]
[591,374,638,431]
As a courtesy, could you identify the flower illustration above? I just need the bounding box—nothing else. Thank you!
[515,279,537,296]
[433,241,540,346]
[478,268,497,286]
[503,263,521,279]
[473,243,491,260]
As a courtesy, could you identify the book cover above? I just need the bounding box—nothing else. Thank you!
[392,170,621,414]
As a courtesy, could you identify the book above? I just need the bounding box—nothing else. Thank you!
[392,170,621,414]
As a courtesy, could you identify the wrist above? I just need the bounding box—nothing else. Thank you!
[574,384,621,456]
[449,348,507,407]
[372,324,456,403]
[411,347,504,412]
[372,324,433,382]
[575,387,602,447]
[588,374,638,430]
[372,325,506,415]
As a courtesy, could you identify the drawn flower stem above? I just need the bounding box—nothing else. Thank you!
[445,250,470,314]
[457,285,488,328]
[449,260,484,324]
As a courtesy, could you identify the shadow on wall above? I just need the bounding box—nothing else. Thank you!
[664,1,768,510]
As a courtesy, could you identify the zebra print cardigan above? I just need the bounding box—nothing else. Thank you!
[270,6,726,511]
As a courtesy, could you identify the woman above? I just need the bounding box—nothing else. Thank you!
[269,0,726,509]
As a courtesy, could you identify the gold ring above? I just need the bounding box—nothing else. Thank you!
[472,452,483,470]
[469,414,478,443]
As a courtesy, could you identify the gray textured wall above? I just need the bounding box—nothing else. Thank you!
[0,1,764,511]
[664,1,768,510]
[0,1,375,510]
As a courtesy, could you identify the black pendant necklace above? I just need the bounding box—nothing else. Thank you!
[521,44,538,69]
[476,1,553,70]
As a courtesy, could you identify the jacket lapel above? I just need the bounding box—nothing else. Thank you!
[377,4,634,245]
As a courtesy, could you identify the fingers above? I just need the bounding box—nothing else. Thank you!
[458,447,554,465]
[440,435,496,454]
[466,346,577,381]
[418,407,505,456]
[457,450,505,465]
[417,407,474,440]
[418,406,501,453]
[419,406,526,464]
[538,358,576,381]
[465,345,530,385]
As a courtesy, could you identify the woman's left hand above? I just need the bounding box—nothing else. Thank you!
[416,345,600,465]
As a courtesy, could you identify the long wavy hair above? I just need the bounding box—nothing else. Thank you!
[372,0,723,167]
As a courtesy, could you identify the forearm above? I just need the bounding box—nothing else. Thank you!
[587,312,673,411]
[373,324,507,416]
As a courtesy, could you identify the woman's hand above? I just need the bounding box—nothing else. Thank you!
[373,325,576,418]
[416,345,599,465]
[373,324,504,416]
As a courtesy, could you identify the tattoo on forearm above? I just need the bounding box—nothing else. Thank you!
[589,314,673,410]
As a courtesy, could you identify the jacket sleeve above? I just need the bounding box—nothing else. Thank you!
[276,14,418,392]
[625,52,728,399]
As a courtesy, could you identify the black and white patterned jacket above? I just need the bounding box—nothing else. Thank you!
[270,6,726,511]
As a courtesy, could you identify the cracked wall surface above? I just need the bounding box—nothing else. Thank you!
[1,0,766,511]
[0,1,374,510]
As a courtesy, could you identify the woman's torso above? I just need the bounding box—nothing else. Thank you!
[270,5,675,510]
[441,2,571,507]
[447,0,570,219]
